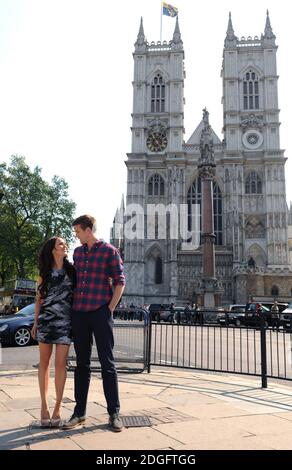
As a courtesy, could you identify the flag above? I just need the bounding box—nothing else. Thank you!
[162,2,178,18]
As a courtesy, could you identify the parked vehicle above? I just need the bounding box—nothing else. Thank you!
[160,307,207,324]
[149,304,170,322]
[229,304,246,312]
[159,306,190,323]
[256,302,288,314]
[217,305,246,326]
[0,303,36,346]
[240,303,271,327]
[280,302,292,330]
[0,278,37,315]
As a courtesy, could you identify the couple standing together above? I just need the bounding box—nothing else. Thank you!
[31,214,125,432]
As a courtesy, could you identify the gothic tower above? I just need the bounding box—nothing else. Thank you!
[222,11,291,302]
[123,17,185,305]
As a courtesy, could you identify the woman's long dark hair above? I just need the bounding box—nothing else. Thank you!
[38,236,76,298]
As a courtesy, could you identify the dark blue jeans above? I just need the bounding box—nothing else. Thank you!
[72,305,120,417]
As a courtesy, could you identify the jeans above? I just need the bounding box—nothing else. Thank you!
[72,304,120,417]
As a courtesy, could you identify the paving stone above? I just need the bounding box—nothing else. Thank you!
[71,426,182,450]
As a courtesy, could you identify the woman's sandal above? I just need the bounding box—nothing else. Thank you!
[29,418,51,429]
[50,417,63,428]
[41,418,52,428]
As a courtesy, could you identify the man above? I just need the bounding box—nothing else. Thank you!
[271,300,280,331]
[183,304,191,324]
[170,302,175,323]
[63,215,125,432]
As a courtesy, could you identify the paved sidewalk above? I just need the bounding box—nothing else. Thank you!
[1,367,292,450]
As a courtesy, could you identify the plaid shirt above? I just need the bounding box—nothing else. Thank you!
[73,240,125,312]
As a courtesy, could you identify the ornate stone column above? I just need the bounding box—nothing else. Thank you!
[198,108,222,307]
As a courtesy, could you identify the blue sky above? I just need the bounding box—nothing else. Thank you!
[0,0,291,242]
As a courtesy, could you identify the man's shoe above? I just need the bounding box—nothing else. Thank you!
[109,413,123,432]
[62,414,86,430]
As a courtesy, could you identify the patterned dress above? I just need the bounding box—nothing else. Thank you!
[36,268,73,345]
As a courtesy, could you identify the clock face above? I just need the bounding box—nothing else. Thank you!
[242,129,263,150]
[146,132,168,152]
[247,133,259,145]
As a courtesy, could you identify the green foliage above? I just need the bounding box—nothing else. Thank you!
[0,156,76,283]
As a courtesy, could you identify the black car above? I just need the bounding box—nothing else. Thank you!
[217,305,246,326]
[149,303,170,321]
[218,303,275,327]
[0,303,36,346]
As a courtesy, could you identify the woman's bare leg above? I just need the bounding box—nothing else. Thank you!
[38,342,53,419]
[52,344,70,419]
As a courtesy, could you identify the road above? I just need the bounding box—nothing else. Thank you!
[150,323,292,381]
[0,320,147,371]
[1,322,292,383]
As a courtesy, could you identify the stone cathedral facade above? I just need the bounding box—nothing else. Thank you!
[112,12,292,306]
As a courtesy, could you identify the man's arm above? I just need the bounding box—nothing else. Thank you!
[107,246,126,314]
[109,285,125,314]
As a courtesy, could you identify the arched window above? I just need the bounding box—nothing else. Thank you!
[243,70,259,110]
[187,178,223,245]
[245,171,262,194]
[151,74,165,113]
[245,216,265,239]
[213,183,223,245]
[148,174,165,197]
[271,285,279,297]
[155,257,163,284]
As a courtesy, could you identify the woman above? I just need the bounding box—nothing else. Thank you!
[31,236,75,428]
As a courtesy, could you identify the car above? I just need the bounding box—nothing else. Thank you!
[149,304,170,322]
[161,307,207,324]
[217,305,246,326]
[159,308,176,322]
[229,304,246,313]
[218,303,275,327]
[236,303,271,328]
[258,302,288,314]
[281,302,292,314]
[150,305,194,323]
[280,302,292,330]
[0,303,36,346]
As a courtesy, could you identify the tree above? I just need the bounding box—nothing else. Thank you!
[0,156,76,282]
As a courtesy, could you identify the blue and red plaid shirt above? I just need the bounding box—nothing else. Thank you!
[73,240,125,312]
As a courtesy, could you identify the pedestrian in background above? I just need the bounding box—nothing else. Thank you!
[271,300,280,331]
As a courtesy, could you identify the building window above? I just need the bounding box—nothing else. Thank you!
[187,178,223,245]
[245,216,265,238]
[148,174,165,197]
[213,183,223,245]
[245,171,262,194]
[151,74,166,113]
[271,285,279,297]
[243,70,259,110]
[155,257,163,284]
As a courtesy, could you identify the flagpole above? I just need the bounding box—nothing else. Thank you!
[160,2,163,42]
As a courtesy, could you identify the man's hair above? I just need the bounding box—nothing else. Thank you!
[72,214,97,232]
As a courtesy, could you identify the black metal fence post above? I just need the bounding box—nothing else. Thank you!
[147,313,152,373]
[259,311,268,388]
